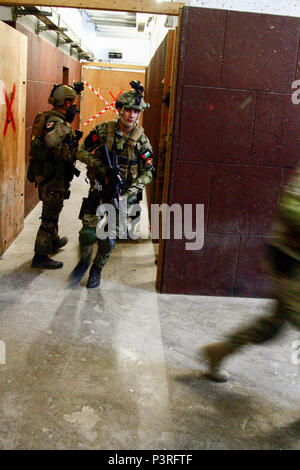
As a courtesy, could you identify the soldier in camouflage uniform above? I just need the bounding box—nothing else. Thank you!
[70,81,153,288]
[201,165,300,382]
[28,84,80,269]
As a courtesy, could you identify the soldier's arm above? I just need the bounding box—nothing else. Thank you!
[44,117,72,148]
[75,126,107,178]
[130,136,153,194]
[279,167,300,232]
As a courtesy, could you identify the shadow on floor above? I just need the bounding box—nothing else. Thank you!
[172,370,300,449]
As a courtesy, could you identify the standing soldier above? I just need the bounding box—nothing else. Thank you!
[27,83,82,269]
[201,164,300,382]
[71,81,153,288]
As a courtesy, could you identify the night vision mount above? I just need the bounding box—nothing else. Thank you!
[130,80,144,106]
[72,81,84,95]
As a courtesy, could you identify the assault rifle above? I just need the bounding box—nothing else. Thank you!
[64,129,82,199]
[95,144,123,210]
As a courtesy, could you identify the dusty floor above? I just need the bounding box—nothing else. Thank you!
[0,168,300,450]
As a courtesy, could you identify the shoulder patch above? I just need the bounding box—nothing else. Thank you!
[46,121,55,130]
[146,157,153,167]
[140,149,152,160]
[92,133,99,142]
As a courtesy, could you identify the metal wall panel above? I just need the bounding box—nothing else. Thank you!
[162,7,300,297]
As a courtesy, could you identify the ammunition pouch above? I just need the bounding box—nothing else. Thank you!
[27,158,43,184]
[26,158,55,186]
[29,136,49,162]
[79,190,102,220]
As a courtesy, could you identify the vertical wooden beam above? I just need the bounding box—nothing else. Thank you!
[154,29,176,206]
[155,11,182,292]
[0,21,27,255]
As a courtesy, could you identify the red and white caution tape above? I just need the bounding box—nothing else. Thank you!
[82,103,114,127]
[84,81,118,115]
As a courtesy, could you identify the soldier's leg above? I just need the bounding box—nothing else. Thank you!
[87,209,122,288]
[69,215,98,285]
[32,188,64,269]
[202,303,285,382]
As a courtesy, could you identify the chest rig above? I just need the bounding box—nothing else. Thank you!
[106,121,144,186]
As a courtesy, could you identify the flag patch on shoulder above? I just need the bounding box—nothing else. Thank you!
[46,121,55,129]
[141,150,152,160]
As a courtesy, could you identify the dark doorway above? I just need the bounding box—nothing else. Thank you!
[63,66,69,84]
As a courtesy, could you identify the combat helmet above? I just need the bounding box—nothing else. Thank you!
[115,80,150,112]
[48,84,77,106]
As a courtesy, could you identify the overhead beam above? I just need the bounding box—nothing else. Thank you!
[82,62,146,70]
[0,0,185,16]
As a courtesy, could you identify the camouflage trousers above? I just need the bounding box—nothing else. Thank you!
[227,258,300,351]
[78,208,128,269]
[34,187,64,255]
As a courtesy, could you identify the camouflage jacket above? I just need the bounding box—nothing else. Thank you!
[29,109,77,191]
[76,120,153,195]
[269,164,300,261]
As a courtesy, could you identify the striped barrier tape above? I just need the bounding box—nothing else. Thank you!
[84,81,118,116]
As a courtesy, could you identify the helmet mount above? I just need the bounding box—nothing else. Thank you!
[115,81,150,112]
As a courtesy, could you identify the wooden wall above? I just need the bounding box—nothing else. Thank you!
[143,35,168,208]
[80,65,146,140]
[161,7,300,297]
[16,24,82,217]
[0,21,27,256]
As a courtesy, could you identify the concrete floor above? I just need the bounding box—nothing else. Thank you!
[0,167,300,450]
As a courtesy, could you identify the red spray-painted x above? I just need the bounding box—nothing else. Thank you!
[3,83,16,136]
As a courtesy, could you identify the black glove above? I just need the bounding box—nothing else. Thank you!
[106,166,122,187]
[75,129,83,142]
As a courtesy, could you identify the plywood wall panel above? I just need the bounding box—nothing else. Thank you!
[164,234,240,296]
[183,7,227,87]
[143,35,169,210]
[251,92,300,168]
[234,235,272,298]
[178,86,256,164]
[221,12,300,93]
[0,21,27,255]
[162,7,300,297]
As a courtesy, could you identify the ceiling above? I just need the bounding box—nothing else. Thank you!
[85,9,154,38]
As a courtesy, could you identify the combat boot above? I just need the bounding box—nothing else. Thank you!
[53,236,68,252]
[87,265,102,289]
[31,254,63,269]
[201,342,235,382]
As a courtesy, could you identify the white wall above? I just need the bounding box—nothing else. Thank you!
[55,7,83,34]
[90,36,151,65]
[148,15,169,63]
[186,0,300,17]
[83,15,170,66]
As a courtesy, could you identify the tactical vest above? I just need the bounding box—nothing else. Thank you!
[106,121,144,186]
[27,110,71,185]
